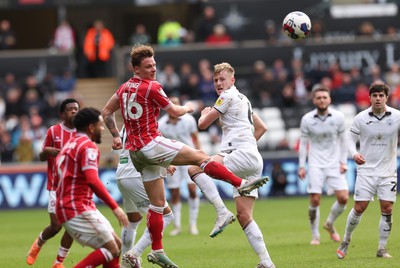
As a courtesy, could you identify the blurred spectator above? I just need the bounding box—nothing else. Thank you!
[129,23,152,45]
[252,69,277,107]
[332,72,356,104]
[0,19,16,50]
[385,25,399,39]
[44,93,60,126]
[179,73,201,102]
[198,68,217,107]
[52,20,76,53]
[5,87,22,118]
[329,62,343,90]
[280,82,297,108]
[21,88,47,117]
[310,19,325,41]
[0,130,14,163]
[270,162,288,197]
[292,70,311,105]
[198,58,211,74]
[13,115,34,162]
[194,5,218,42]
[181,28,195,44]
[0,72,19,97]
[54,68,77,101]
[157,19,182,46]
[41,72,58,98]
[30,110,47,157]
[83,20,115,77]
[365,64,383,85]
[205,24,232,45]
[274,58,289,82]
[264,20,281,44]
[354,82,370,111]
[384,63,400,89]
[358,21,380,39]
[157,63,180,96]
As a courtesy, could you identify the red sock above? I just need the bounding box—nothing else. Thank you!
[147,208,163,251]
[203,160,242,187]
[74,248,107,268]
[103,256,120,268]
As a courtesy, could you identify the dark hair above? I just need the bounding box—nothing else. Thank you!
[72,107,101,131]
[369,81,389,96]
[130,44,154,67]
[59,98,79,113]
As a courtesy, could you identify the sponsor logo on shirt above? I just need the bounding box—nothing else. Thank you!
[216,97,224,106]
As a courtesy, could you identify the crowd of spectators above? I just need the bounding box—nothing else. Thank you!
[0,71,79,164]
[1,5,400,163]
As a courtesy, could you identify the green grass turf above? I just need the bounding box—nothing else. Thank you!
[1,196,399,268]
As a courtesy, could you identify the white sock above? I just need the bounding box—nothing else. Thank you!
[121,220,141,256]
[344,208,363,242]
[188,196,200,226]
[55,246,69,263]
[326,201,346,225]
[244,220,273,266]
[309,206,320,238]
[378,213,392,249]
[130,212,174,257]
[171,202,182,229]
[193,172,227,214]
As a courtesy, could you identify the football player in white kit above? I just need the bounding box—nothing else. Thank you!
[116,125,175,268]
[337,81,399,259]
[158,96,201,236]
[297,85,349,246]
[188,62,275,268]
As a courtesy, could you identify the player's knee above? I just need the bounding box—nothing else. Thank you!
[338,196,348,205]
[188,165,202,180]
[236,212,251,227]
[50,222,62,233]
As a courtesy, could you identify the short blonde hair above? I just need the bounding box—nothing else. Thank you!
[213,62,235,76]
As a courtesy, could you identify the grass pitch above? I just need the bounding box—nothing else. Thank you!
[1,196,398,268]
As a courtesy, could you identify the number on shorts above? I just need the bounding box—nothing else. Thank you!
[122,92,143,119]
[390,181,397,192]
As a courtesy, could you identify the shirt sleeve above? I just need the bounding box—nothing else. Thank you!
[150,82,172,110]
[84,169,118,210]
[298,116,309,168]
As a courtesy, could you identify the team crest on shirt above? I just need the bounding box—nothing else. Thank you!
[87,148,98,161]
[159,88,168,98]
[216,97,224,106]
[387,118,393,126]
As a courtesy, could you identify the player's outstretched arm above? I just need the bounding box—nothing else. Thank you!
[166,101,194,117]
[252,113,267,141]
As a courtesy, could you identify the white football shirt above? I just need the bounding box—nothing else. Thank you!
[158,113,198,147]
[299,107,346,168]
[213,86,257,152]
[348,106,400,177]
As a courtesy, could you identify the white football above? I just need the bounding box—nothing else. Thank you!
[282,11,312,40]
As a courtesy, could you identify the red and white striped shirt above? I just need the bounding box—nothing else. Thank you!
[116,76,172,151]
[42,123,76,190]
[56,133,117,224]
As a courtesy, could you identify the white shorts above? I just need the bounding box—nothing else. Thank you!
[117,178,150,215]
[48,191,56,214]
[354,175,397,202]
[307,167,348,195]
[130,136,184,182]
[165,165,194,189]
[221,149,263,199]
[63,210,114,248]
